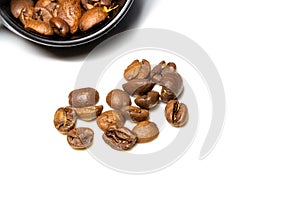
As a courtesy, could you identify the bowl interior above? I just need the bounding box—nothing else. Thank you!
[0,0,131,46]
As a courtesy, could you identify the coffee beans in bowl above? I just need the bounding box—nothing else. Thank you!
[53,59,189,152]
[1,0,134,46]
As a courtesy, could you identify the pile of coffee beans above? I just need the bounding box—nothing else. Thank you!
[10,0,118,36]
[53,59,188,151]
[54,87,103,149]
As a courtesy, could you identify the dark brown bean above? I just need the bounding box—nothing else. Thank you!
[134,91,160,109]
[79,6,108,31]
[122,79,155,96]
[120,106,149,123]
[49,17,70,37]
[32,7,53,23]
[24,19,54,35]
[159,72,183,103]
[53,106,77,134]
[74,105,103,121]
[165,100,188,127]
[67,127,94,149]
[68,87,100,108]
[102,126,137,151]
[132,121,159,143]
[19,6,54,35]
[106,89,131,110]
[10,0,34,18]
[123,59,151,81]
[35,0,59,17]
[57,0,81,34]
[96,110,125,132]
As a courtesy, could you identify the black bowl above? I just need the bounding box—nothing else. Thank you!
[0,0,134,47]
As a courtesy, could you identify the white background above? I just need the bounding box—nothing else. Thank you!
[1,0,300,199]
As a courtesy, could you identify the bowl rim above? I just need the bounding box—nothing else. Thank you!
[0,0,134,47]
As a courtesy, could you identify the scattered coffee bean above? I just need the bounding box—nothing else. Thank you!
[134,91,160,109]
[121,106,149,123]
[150,61,177,83]
[74,105,103,121]
[165,100,189,127]
[53,106,77,134]
[122,79,155,96]
[132,121,159,143]
[67,127,94,149]
[68,87,100,108]
[96,110,125,132]
[159,72,183,103]
[53,59,189,153]
[123,59,151,81]
[106,89,131,110]
[102,126,137,151]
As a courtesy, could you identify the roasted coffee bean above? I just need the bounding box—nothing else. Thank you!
[49,17,70,37]
[24,19,54,35]
[74,105,103,121]
[57,0,82,34]
[150,61,166,83]
[102,126,137,151]
[35,0,59,17]
[67,127,94,149]
[79,6,108,31]
[120,106,149,123]
[96,110,125,131]
[134,91,160,109]
[160,86,177,103]
[159,72,183,103]
[10,0,34,18]
[19,6,54,35]
[132,121,159,143]
[123,59,151,81]
[165,100,188,127]
[68,87,100,108]
[150,61,177,83]
[106,89,131,110]
[11,0,117,38]
[122,79,155,96]
[32,7,53,23]
[53,106,77,134]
